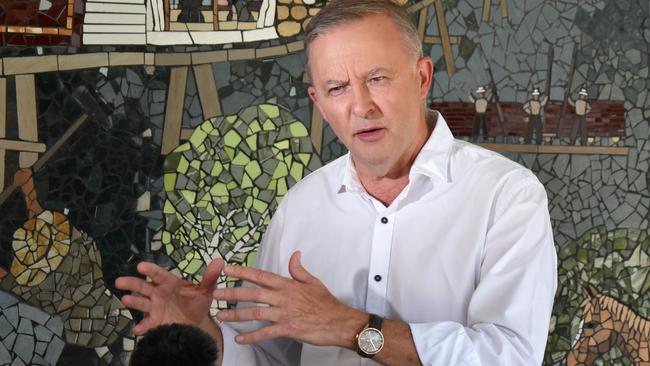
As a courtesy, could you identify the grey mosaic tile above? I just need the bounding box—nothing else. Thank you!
[17,319,33,336]
[13,334,34,364]
[0,345,10,364]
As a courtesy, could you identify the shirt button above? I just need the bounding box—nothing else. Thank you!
[380,217,388,224]
[374,275,382,282]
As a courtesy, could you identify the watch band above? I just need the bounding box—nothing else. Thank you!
[357,313,383,358]
[368,313,383,331]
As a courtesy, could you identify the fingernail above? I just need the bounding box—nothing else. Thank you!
[235,335,243,343]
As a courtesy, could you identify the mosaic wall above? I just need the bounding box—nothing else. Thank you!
[0,0,648,364]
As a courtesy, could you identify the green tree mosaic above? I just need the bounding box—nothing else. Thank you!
[161,103,322,283]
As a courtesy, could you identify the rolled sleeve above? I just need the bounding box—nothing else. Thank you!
[408,175,557,366]
[409,322,481,365]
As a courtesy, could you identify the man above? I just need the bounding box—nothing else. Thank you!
[467,86,491,141]
[567,87,591,145]
[116,1,557,365]
[523,87,548,145]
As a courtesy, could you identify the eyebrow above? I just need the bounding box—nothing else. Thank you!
[322,67,394,87]
[366,67,391,78]
[324,79,348,87]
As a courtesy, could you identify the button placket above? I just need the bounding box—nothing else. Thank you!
[365,212,395,315]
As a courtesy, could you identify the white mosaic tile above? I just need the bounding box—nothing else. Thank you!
[242,27,278,43]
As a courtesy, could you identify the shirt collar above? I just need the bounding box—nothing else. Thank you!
[339,110,454,194]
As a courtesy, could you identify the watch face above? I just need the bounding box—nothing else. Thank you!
[358,327,384,354]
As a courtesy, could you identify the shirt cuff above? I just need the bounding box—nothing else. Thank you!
[409,321,481,366]
[219,322,258,366]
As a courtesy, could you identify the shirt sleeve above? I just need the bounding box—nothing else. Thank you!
[409,174,557,365]
[220,193,303,366]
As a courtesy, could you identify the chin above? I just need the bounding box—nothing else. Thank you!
[354,153,389,167]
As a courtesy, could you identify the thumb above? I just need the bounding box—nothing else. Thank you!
[288,251,315,284]
[199,258,225,290]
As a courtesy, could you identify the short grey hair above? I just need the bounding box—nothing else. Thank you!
[304,0,423,81]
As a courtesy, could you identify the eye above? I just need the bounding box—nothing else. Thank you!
[584,321,599,329]
[328,85,345,96]
[368,76,386,83]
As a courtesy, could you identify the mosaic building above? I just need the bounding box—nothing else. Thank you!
[0,0,648,364]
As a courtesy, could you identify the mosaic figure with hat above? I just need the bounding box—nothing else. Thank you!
[523,87,548,145]
[567,86,591,145]
[468,86,492,141]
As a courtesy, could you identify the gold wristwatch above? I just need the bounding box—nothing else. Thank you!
[356,313,384,358]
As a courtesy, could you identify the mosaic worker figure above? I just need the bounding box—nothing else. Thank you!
[467,86,491,141]
[117,1,557,365]
[567,87,591,145]
[523,87,548,145]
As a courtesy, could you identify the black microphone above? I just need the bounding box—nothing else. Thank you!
[130,324,218,366]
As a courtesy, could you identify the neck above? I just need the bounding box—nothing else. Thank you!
[355,112,436,206]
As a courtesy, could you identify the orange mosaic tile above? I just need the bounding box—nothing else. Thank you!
[7,26,25,34]
[0,0,76,45]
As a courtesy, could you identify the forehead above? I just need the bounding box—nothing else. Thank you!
[307,14,413,79]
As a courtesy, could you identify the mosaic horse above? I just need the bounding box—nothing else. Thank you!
[567,286,650,365]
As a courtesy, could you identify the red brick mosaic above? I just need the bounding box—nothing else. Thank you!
[0,0,80,46]
[431,101,625,138]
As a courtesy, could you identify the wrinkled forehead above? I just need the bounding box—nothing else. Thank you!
[306,14,414,78]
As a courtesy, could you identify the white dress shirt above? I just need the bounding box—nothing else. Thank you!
[220,112,557,366]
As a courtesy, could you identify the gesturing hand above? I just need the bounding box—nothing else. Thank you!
[115,259,225,335]
[213,251,367,349]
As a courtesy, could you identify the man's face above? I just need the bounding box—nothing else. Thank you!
[307,14,433,174]
[533,94,539,100]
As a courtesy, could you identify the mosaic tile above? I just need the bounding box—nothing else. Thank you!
[161,103,320,284]
[0,1,648,365]
[2,179,133,364]
[0,291,64,365]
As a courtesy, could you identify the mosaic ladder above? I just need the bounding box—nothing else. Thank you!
[0,75,45,192]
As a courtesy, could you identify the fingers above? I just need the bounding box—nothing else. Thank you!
[223,264,289,289]
[121,294,151,313]
[115,276,154,297]
[199,258,225,291]
[288,251,316,284]
[132,316,161,336]
[234,324,285,345]
[137,261,178,285]
[213,287,279,305]
[216,306,282,323]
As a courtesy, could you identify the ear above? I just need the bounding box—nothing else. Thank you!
[416,56,434,100]
[308,85,319,105]
[308,85,329,124]
[588,285,599,297]
[582,287,591,300]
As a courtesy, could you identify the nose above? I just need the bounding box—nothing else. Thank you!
[351,84,376,119]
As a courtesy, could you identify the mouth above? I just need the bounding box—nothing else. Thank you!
[355,127,384,136]
[354,127,385,142]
